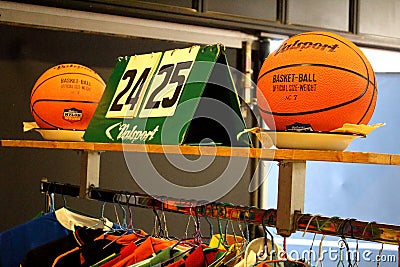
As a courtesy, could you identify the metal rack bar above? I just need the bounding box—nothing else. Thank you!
[40,180,400,245]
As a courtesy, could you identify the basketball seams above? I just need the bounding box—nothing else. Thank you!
[258,81,374,116]
[31,108,60,129]
[31,100,99,130]
[258,66,375,116]
[258,63,375,87]
[286,32,374,94]
[31,99,100,106]
[273,31,372,83]
[357,84,377,124]
[258,64,375,111]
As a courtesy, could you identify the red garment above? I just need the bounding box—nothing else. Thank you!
[165,244,220,267]
[165,258,185,267]
[99,241,137,267]
[112,236,176,267]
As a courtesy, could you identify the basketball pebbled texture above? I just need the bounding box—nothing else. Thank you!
[30,63,105,130]
[257,31,377,132]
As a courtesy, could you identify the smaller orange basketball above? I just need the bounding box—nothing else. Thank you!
[30,63,106,130]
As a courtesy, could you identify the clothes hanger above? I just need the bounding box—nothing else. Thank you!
[91,192,128,233]
[115,193,128,230]
[212,203,247,267]
[203,202,215,238]
[340,219,356,267]
[315,235,326,267]
[59,184,94,217]
[337,237,352,267]
[169,205,201,250]
[125,193,134,230]
[152,207,164,238]
[158,205,201,267]
[207,203,237,267]
[183,205,196,239]
[85,189,117,232]
[259,209,276,261]
[362,221,376,241]
[126,192,147,239]
[222,205,252,266]
[353,239,359,267]
[337,239,346,267]
[46,182,56,213]
[192,204,204,244]
[160,195,178,241]
[256,210,310,267]
[205,202,230,252]
[377,243,384,267]
[300,214,320,265]
[218,203,237,249]
[101,193,152,250]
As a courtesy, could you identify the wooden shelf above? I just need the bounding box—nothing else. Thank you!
[2,139,400,165]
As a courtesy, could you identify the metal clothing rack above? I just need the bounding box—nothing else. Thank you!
[6,139,400,239]
[41,179,400,246]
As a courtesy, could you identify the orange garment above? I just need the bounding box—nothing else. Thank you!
[51,230,147,267]
[97,229,147,245]
[112,236,176,267]
[99,242,138,267]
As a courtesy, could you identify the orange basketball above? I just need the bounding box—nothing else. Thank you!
[257,31,377,132]
[30,63,106,130]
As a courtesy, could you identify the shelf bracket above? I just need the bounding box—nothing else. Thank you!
[276,160,306,236]
[79,150,101,198]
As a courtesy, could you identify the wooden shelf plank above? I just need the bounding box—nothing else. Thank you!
[2,139,400,165]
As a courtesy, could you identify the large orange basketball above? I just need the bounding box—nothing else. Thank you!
[30,63,106,130]
[257,31,377,132]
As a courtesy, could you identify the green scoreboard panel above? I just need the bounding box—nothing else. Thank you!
[84,44,250,147]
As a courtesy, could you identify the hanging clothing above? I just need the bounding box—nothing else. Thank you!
[49,229,145,266]
[208,234,246,267]
[95,230,148,267]
[110,236,176,267]
[98,241,138,267]
[0,208,114,267]
[54,208,114,231]
[126,246,173,267]
[0,211,70,267]
[51,233,123,267]
[20,226,104,267]
[164,244,222,267]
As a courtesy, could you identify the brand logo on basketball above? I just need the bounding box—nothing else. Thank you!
[286,122,314,132]
[63,108,83,122]
[274,40,339,56]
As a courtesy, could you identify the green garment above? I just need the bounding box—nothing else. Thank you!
[127,247,171,267]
